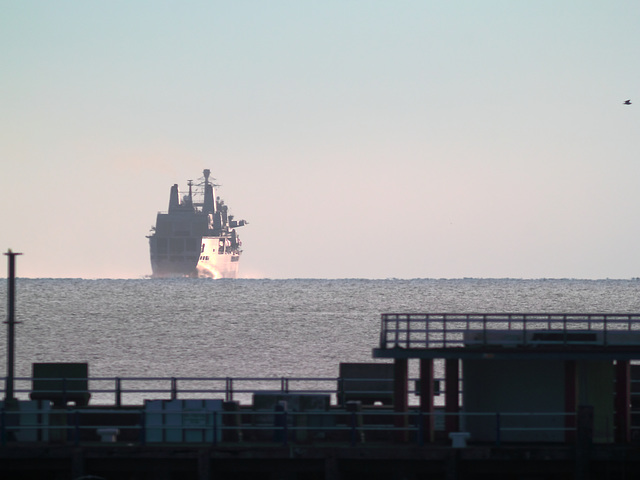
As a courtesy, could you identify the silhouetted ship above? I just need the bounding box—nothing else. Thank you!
[148,170,247,278]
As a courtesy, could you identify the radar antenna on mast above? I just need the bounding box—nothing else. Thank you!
[199,169,220,191]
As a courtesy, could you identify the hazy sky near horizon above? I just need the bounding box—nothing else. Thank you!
[1,1,639,279]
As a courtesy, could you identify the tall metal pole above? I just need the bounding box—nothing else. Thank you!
[4,249,22,405]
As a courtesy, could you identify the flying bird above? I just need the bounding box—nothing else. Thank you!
[624,99,632,105]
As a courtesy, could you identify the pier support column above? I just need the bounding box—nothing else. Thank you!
[198,449,211,480]
[324,457,340,480]
[419,358,435,443]
[445,358,460,434]
[615,359,631,443]
[393,358,409,442]
[565,360,577,443]
[71,448,84,480]
[576,405,594,480]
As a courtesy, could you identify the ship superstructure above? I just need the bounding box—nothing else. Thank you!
[148,169,246,278]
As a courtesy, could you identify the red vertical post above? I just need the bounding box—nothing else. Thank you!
[615,359,631,443]
[445,358,460,433]
[393,358,409,442]
[419,358,435,442]
[565,360,577,443]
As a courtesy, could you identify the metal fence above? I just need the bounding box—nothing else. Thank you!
[2,374,637,447]
[2,375,435,407]
[0,407,585,447]
[3,374,640,406]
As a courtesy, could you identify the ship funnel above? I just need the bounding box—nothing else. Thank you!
[168,184,180,213]
[203,169,216,214]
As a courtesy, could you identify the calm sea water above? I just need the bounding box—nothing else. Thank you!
[2,278,640,403]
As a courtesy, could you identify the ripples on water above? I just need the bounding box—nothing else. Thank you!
[1,278,640,387]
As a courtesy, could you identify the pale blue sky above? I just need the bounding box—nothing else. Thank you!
[1,1,639,279]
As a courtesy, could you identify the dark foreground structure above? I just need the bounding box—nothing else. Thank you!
[3,313,640,479]
[3,442,640,480]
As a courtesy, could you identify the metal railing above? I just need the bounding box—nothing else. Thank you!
[2,375,435,407]
[4,374,640,407]
[379,313,640,349]
[0,407,588,447]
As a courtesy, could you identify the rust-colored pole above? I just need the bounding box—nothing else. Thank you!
[445,358,460,433]
[614,360,631,443]
[419,358,435,443]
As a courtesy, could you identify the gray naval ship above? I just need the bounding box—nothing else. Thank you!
[148,169,247,278]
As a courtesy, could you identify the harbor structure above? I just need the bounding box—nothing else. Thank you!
[3,269,640,479]
[373,313,640,446]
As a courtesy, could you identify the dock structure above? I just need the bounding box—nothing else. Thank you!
[4,313,640,478]
[373,313,640,447]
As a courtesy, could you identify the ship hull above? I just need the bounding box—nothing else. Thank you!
[148,234,201,278]
[149,235,241,279]
[195,236,241,279]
